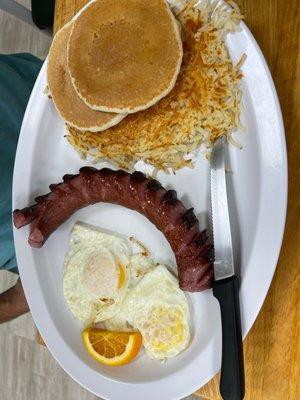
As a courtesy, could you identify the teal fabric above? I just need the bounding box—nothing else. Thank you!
[0,53,43,274]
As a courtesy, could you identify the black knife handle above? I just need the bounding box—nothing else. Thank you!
[213,275,245,400]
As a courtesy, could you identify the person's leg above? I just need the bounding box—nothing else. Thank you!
[0,54,43,323]
[0,278,29,323]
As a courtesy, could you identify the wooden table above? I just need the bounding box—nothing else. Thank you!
[53,1,300,399]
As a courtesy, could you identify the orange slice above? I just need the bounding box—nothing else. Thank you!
[82,328,142,366]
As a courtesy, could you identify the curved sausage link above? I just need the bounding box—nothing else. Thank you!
[13,167,213,291]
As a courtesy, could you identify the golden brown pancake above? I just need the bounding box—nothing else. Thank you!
[67,0,183,113]
[47,21,126,132]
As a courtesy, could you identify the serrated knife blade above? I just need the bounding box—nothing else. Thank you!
[210,136,234,280]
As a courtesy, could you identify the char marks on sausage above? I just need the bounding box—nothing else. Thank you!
[13,167,213,291]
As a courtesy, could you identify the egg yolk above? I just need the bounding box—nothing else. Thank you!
[118,264,126,288]
[81,249,119,297]
[136,305,187,358]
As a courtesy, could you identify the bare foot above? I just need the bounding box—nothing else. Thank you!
[0,278,29,323]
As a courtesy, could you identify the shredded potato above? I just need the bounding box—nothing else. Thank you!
[66,0,245,172]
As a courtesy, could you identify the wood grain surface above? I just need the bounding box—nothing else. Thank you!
[53,1,300,399]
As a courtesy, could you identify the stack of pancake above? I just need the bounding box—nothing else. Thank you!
[47,0,183,132]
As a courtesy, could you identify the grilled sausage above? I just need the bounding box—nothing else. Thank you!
[13,167,213,291]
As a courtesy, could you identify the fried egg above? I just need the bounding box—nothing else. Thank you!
[105,265,190,360]
[63,223,131,323]
[63,223,190,360]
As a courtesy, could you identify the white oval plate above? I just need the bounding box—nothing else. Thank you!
[13,20,287,400]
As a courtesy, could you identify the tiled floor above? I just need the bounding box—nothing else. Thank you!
[0,271,100,400]
[0,0,51,59]
[0,3,199,399]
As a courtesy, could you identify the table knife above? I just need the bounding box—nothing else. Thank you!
[210,137,245,400]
